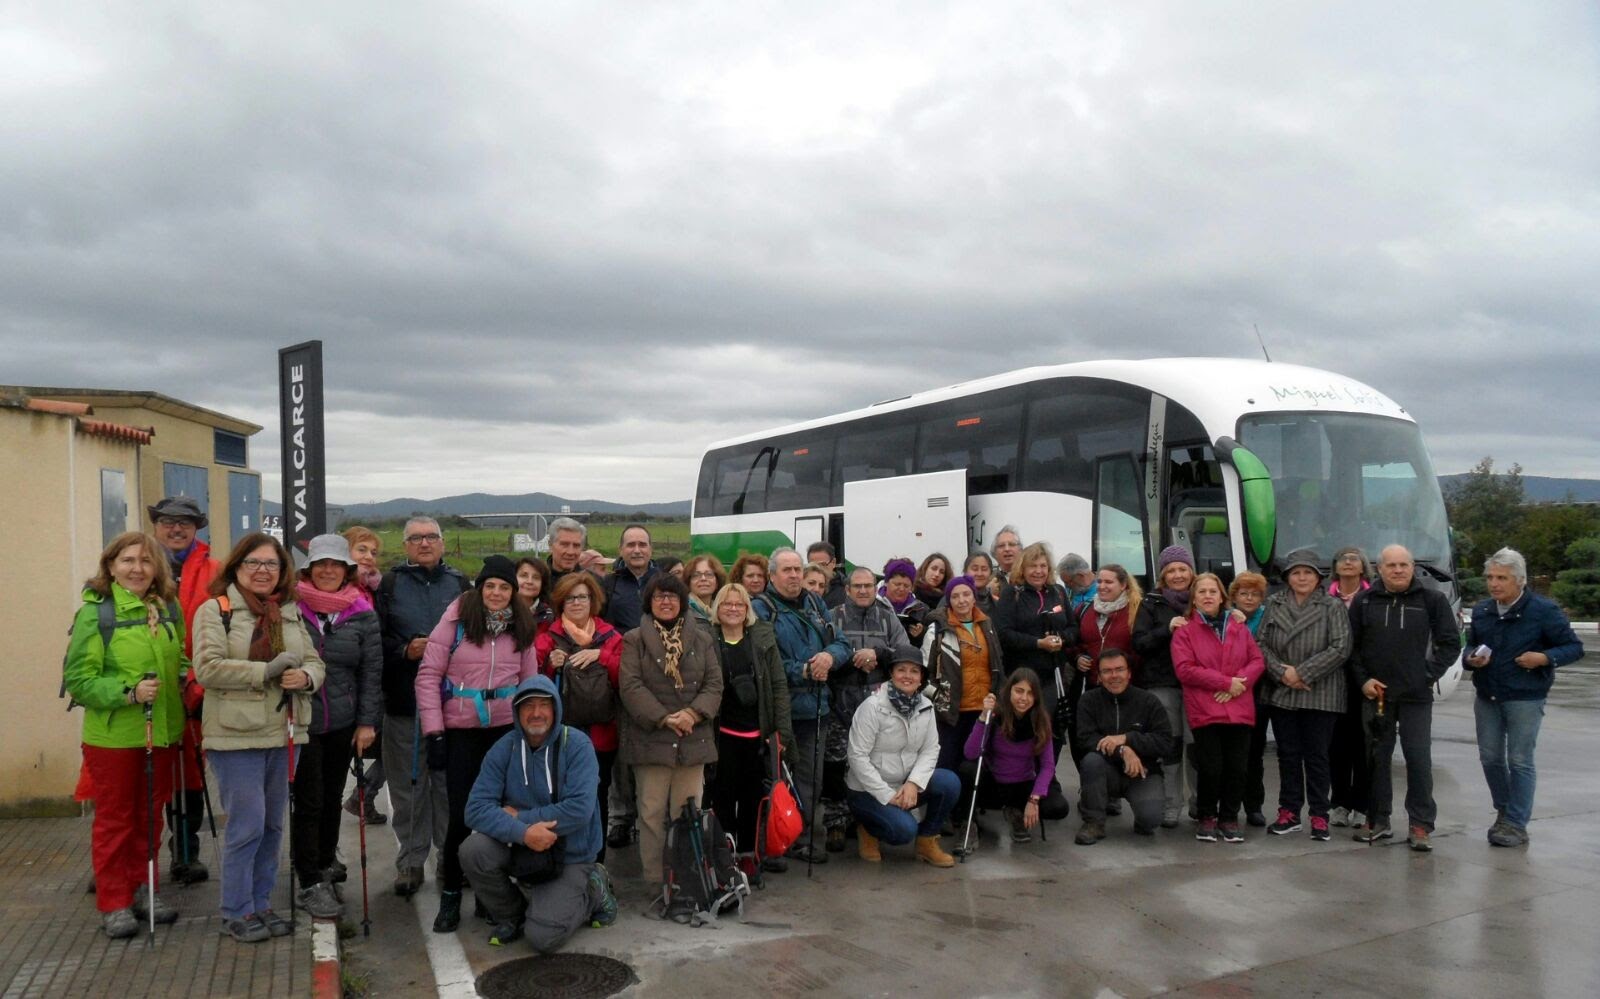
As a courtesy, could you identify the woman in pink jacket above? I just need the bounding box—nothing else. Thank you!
[1172,572,1265,844]
[414,555,540,933]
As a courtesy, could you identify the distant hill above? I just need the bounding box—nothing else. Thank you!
[264,491,691,521]
[1438,474,1600,504]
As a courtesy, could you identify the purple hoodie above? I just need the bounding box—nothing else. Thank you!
[964,715,1054,798]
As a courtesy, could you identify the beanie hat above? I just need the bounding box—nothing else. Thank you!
[882,558,917,581]
[944,574,978,597]
[1157,545,1194,571]
[476,555,518,591]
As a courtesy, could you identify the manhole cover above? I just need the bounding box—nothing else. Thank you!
[476,953,635,999]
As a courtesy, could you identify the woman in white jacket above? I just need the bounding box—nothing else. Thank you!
[844,644,958,867]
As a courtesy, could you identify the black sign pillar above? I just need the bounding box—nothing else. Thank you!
[278,340,326,557]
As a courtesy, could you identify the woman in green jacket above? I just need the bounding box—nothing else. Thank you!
[65,531,188,939]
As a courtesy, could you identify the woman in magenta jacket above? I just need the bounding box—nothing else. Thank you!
[414,555,540,933]
[1172,572,1265,844]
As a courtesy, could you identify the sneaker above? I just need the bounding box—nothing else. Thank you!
[825,826,847,853]
[1309,816,1331,842]
[297,881,342,919]
[1005,807,1032,843]
[103,907,139,939]
[1075,820,1106,846]
[1245,810,1267,828]
[432,890,462,933]
[787,842,828,864]
[1329,806,1351,828]
[1268,809,1303,836]
[393,866,424,897]
[1354,820,1393,843]
[488,918,524,946]
[606,825,636,849]
[588,863,618,928]
[1162,807,1181,830]
[1347,810,1366,829]
[132,884,179,925]
[1195,818,1218,842]
[258,910,294,937]
[220,914,270,943]
[1220,822,1245,843]
[1407,826,1432,852]
[1488,823,1529,848]
[169,860,210,885]
[324,858,348,884]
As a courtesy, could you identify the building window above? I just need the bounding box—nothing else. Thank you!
[215,429,248,467]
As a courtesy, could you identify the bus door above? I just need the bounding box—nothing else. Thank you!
[1092,454,1151,578]
[842,469,968,575]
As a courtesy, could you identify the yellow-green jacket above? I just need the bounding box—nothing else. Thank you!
[64,584,187,749]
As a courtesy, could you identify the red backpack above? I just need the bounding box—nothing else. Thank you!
[758,734,804,859]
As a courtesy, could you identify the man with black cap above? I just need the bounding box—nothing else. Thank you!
[379,516,470,896]
[461,674,615,952]
[148,495,219,884]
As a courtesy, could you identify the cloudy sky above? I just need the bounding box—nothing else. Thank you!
[4,2,1596,504]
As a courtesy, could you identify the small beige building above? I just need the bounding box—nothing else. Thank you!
[0,388,263,814]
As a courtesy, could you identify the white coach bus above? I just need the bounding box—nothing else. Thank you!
[690,358,1463,693]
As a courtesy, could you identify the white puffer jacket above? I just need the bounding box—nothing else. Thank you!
[845,685,939,804]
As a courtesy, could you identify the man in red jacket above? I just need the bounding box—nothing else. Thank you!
[149,496,219,884]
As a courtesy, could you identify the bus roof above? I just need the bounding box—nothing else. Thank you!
[704,357,1412,452]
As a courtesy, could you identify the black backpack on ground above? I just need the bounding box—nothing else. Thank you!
[655,796,749,927]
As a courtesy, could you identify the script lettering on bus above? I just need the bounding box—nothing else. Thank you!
[1268,382,1385,409]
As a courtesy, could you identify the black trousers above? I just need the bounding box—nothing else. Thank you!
[709,730,765,853]
[1077,752,1165,829]
[1244,701,1271,813]
[974,774,1071,821]
[593,747,615,863]
[1369,700,1436,831]
[1272,709,1338,817]
[442,726,511,892]
[1328,699,1372,814]
[1191,723,1252,822]
[292,725,356,884]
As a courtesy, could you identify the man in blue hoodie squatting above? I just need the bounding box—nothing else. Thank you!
[460,675,617,951]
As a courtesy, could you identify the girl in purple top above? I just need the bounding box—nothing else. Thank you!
[964,668,1071,843]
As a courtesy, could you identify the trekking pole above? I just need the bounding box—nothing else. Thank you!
[955,708,992,861]
[195,739,218,841]
[141,672,158,947]
[351,750,371,936]
[807,677,823,879]
[280,689,298,930]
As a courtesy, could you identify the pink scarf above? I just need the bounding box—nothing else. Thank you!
[295,580,368,617]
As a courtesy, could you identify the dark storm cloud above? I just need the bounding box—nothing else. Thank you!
[3,1,1596,501]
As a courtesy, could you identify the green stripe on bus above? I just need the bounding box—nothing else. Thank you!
[690,529,795,565]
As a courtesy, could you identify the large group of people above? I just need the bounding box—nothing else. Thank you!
[64,505,1584,951]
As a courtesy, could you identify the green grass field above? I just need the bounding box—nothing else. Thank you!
[366,521,691,579]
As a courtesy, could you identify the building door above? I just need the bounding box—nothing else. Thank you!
[162,462,211,543]
[100,469,128,547]
[229,472,261,548]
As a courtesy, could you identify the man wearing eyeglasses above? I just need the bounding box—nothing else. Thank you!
[147,496,220,885]
[379,516,471,897]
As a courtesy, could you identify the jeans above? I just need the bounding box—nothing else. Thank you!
[1474,696,1545,828]
[1076,751,1164,830]
[1369,700,1436,832]
[846,769,960,845]
[208,746,290,920]
[1191,724,1252,822]
[1271,709,1338,818]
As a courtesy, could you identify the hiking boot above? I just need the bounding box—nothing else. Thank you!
[1195,818,1218,842]
[1407,826,1432,852]
[1246,810,1267,828]
[606,824,636,849]
[220,914,270,943]
[1309,816,1331,842]
[1005,807,1032,843]
[1488,823,1529,848]
[324,858,348,884]
[915,835,956,868]
[588,863,619,927]
[433,891,463,933]
[1075,820,1106,846]
[825,826,847,853]
[1354,820,1393,843]
[1329,806,1351,828]
[259,910,294,936]
[297,881,342,920]
[1220,822,1245,843]
[103,907,139,939]
[1161,807,1181,829]
[132,884,179,925]
[393,866,424,897]
[169,860,210,886]
[344,793,387,825]
[1347,811,1366,830]
[857,826,882,863]
[1268,809,1303,836]
[761,855,788,874]
[488,919,524,946]
[787,842,828,864]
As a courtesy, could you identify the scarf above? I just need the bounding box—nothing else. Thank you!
[1200,610,1228,642]
[887,687,920,717]
[1009,712,1036,747]
[485,607,512,637]
[879,586,916,614]
[295,580,364,616]
[652,616,686,689]
[1092,592,1129,617]
[239,588,285,662]
[562,615,595,647]
[357,567,382,593]
[1161,587,1191,615]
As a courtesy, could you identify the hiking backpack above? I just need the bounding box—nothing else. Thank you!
[657,796,750,927]
[59,598,182,710]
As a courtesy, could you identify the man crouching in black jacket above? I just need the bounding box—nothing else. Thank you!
[1074,649,1176,844]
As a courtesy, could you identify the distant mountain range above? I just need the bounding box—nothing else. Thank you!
[1437,474,1600,504]
[263,491,691,522]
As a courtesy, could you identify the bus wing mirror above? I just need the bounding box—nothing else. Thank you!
[1214,436,1275,567]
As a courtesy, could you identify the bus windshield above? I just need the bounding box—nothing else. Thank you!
[1238,412,1451,567]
